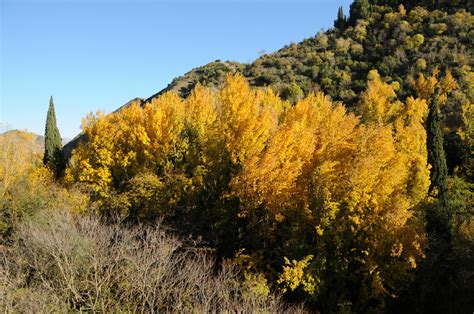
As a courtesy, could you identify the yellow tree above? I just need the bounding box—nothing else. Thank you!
[65,74,431,309]
[232,92,358,220]
[359,69,401,124]
[143,92,186,168]
[184,84,225,173]
[68,94,188,196]
[219,74,279,166]
[269,72,430,309]
[359,70,430,209]
[0,130,41,199]
[67,100,147,194]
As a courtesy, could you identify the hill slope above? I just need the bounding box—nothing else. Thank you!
[0,129,70,154]
[65,0,473,173]
[0,130,45,154]
[156,1,472,112]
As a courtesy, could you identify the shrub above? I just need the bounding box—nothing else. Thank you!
[1,209,304,313]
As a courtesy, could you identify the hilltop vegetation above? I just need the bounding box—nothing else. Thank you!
[160,0,473,111]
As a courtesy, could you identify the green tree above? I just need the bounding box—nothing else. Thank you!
[427,95,448,205]
[284,82,304,103]
[426,95,453,245]
[349,0,371,24]
[412,69,457,204]
[44,96,64,176]
[334,6,347,29]
[413,69,458,244]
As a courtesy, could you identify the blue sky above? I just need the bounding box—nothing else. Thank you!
[1,0,352,139]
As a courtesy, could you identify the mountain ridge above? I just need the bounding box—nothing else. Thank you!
[0,129,70,152]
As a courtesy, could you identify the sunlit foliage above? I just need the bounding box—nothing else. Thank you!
[66,74,433,311]
[0,130,87,239]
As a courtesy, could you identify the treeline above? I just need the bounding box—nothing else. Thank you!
[368,0,473,12]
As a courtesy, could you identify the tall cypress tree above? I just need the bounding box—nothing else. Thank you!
[427,95,449,204]
[44,96,64,175]
[334,6,347,29]
[426,94,451,243]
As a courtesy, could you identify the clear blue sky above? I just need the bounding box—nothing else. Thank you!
[1,0,352,139]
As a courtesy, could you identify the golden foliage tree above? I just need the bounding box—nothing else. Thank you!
[220,74,280,166]
[230,71,430,309]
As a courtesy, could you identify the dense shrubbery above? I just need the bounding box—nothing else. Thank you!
[0,130,87,240]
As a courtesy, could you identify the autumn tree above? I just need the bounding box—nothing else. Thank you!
[230,71,429,311]
[0,129,87,239]
[1,131,39,200]
[183,84,227,199]
[220,74,281,167]
[0,130,39,237]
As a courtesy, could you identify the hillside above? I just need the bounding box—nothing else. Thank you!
[0,129,70,154]
[152,1,472,108]
[64,0,473,176]
[0,130,45,155]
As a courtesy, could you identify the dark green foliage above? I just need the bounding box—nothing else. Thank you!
[443,131,464,174]
[427,96,449,204]
[282,82,304,102]
[395,177,474,313]
[349,0,371,24]
[426,95,452,264]
[43,96,64,176]
[334,6,347,29]
[369,0,474,13]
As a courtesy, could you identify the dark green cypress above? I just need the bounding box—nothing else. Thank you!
[334,6,347,29]
[426,94,452,244]
[427,95,448,205]
[44,96,64,176]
